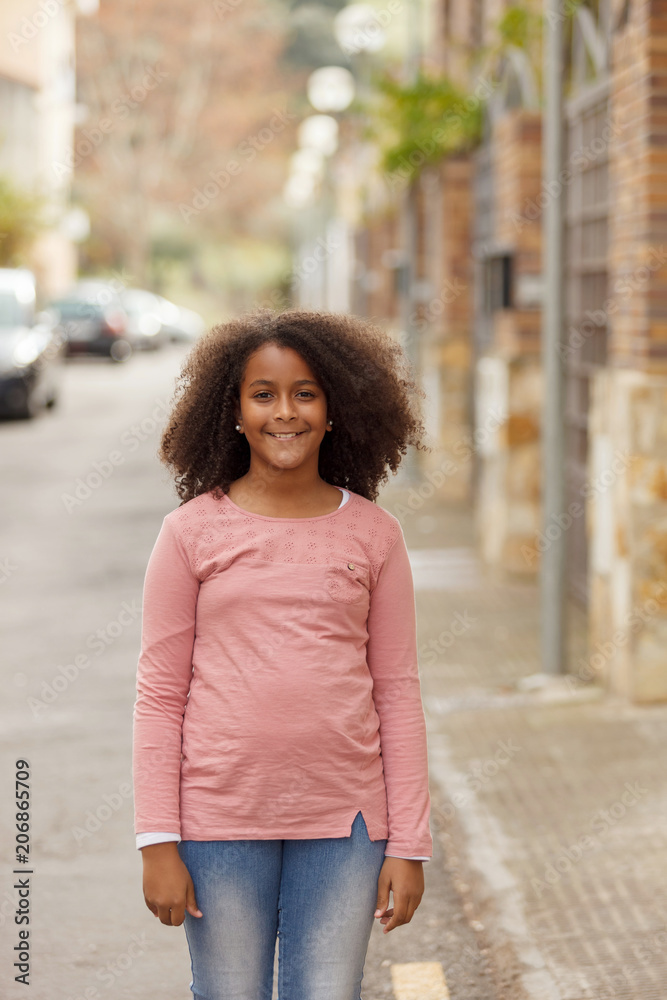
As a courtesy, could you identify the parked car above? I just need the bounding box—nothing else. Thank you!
[119,288,171,351]
[48,280,132,362]
[155,297,206,342]
[0,268,65,420]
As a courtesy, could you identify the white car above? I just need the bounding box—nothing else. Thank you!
[155,296,206,342]
[119,289,169,351]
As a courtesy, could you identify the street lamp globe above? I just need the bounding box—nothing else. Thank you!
[59,206,91,243]
[298,115,339,156]
[306,66,355,113]
[283,172,318,209]
[333,3,386,56]
[289,147,326,181]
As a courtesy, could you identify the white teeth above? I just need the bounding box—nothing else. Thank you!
[269,432,301,438]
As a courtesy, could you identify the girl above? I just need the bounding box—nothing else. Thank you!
[132,308,434,1000]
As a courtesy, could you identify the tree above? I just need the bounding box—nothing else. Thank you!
[73,0,306,284]
[0,175,44,267]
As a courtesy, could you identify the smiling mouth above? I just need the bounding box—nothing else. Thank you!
[266,431,306,439]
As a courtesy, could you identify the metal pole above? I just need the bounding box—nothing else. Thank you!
[400,0,422,485]
[540,2,566,674]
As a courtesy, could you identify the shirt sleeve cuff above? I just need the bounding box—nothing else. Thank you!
[385,853,431,861]
[136,832,181,850]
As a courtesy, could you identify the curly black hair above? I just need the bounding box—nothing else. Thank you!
[158,307,432,505]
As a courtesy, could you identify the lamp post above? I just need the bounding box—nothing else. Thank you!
[331,2,423,483]
[540,0,566,677]
[394,0,423,486]
[283,8,389,313]
[331,3,393,318]
[283,68,355,309]
[333,3,386,101]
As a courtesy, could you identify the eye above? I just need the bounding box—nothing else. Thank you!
[252,391,316,399]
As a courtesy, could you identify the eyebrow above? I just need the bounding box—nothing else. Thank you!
[247,379,319,388]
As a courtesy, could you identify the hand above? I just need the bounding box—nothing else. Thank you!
[374,857,424,933]
[141,841,202,926]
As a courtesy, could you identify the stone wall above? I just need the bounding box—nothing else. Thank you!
[588,368,667,701]
[417,157,476,502]
[474,109,544,572]
[585,0,667,701]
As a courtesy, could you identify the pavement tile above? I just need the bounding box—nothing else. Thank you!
[379,481,667,1000]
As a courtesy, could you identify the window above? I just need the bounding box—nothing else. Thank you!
[485,254,513,311]
[0,77,39,188]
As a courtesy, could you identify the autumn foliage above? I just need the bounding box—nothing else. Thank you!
[74,0,307,281]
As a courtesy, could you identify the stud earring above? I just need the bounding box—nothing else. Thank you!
[235,424,241,431]
[328,420,333,427]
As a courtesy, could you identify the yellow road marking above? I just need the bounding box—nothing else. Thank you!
[390,961,450,999]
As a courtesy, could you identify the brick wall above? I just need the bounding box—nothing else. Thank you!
[608,0,667,370]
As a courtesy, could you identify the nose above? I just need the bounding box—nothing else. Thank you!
[272,393,299,422]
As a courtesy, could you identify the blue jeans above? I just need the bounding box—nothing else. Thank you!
[177,810,387,1000]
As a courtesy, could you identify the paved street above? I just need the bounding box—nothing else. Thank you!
[5,344,665,1000]
[0,346,497,1000]
[3,1,667,997]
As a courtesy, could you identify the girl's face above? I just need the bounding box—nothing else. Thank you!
[235,342,331,474]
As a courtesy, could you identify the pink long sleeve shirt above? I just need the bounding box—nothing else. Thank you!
[132,486,433,859]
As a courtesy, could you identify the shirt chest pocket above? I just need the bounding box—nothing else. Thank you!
[325,559,370,604]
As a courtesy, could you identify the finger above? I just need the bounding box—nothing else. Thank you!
[157,904,173,925]
[382,899,410,933]
[374,879,391,917]
[391,901,417,928]
[169,904,186,927]
[384,898,417,932]
[186,878,203,918]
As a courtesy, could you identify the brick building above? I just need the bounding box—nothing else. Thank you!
[297,0,667,703]
[0,0,85,297]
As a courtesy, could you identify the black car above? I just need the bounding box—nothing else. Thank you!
[49,281,133,362]
[0,269,64,420]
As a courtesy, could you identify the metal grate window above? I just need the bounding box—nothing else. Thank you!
[563,86,610,608]
[472,134,494,357]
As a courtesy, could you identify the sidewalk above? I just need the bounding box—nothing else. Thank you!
[379,479,667,1000]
